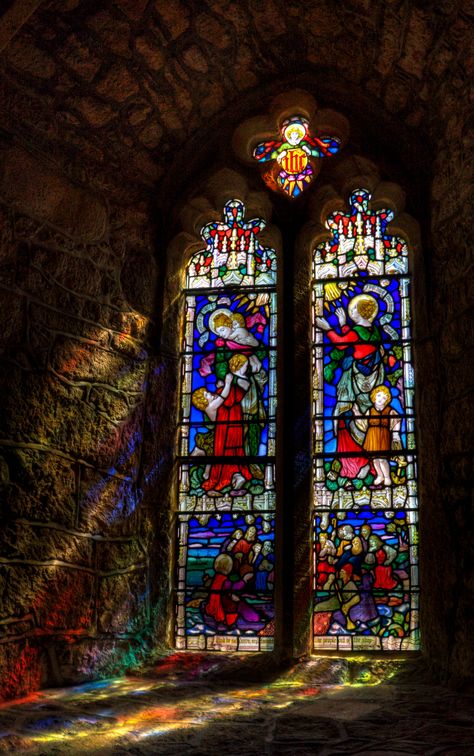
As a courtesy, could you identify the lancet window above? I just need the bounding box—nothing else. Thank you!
[312,189,419,652]
[175,199,277,652]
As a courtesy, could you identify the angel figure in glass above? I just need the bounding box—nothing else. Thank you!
[253,116,340,198]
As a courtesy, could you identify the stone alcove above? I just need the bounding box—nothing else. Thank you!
[162,138,425,656]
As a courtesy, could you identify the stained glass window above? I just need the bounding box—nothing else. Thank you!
[253,115,341,198]
[312,189,419,652]
[175,199,277,651]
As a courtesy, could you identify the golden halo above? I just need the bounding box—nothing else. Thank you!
[283,122,306,143]
[348,294,378,321]
[208,308,233,333]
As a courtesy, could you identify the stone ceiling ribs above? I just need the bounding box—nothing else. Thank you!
[0,1,471,201]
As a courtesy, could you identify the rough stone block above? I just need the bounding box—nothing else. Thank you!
[95,537,146,573]
[6,37,55,78]
[72,95,116,127]
[116,0,150,21]
[138,120,163,149]
[0,372,88,456]
[0,147,107,242]
[110,202,156,250]
[0,243,21,288]
[399,8,433,79]
[233,46,258,90]
[432,185,465,226]
[135,34,165,71]
[433,272,473,321]
[78,469,139,536]
[376,12,403,77]
[195,13,232,48]
[45,636,145,685]
[96,63,139,102]
[440,315,474,359]
[181,45,208,74]
[0,565,95,633]
[1,448,77,527]
[98,568,147,633]
[0,614,36,642]
[0,640,44,701]
[71,637,147,681]
[28,244,116,300]
[154,0,189,39]
[440,395,473,455]
[51,336,131,384]
[0,289,25,348]
[120,251,158,318]
[28,302,112,346]
[0,522,93,568]
[87,387,132,426]
[384,75,411,113]
[441,453,472,483]
[126,101,152,127]
[86,12,132,59]
[59,34,102,81]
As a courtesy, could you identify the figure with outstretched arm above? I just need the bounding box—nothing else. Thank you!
[192,358,252,496]
[192,371,234,422]
[316,294,386,413]
[315,295,390,480]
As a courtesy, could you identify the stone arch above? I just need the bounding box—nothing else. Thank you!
[158,88,432,657]
[152,71,465,676]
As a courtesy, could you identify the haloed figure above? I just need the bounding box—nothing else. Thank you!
[200,308,262,381]
[316,294,392,480]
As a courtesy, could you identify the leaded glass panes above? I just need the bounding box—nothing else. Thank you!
[253,115,341,198]
[175,200,277,651]
[312,189,420,652]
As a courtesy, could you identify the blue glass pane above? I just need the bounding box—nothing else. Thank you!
[177,513,275,650]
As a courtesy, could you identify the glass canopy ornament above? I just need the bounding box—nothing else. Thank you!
[175,199,277,652]
[253,115,341,198]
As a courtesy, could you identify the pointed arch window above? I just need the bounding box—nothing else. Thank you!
[171,110,421,656]
[175,200,277,652]
[311,189,420,652]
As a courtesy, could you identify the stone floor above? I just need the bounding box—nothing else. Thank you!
[0,656,473,755]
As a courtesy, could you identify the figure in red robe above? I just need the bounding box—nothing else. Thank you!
[202,380,252,495]
[316,294,392,480]
[204,553,261,628]
[373,548,398,589]
[192,367,253,495]
[192,354,252,496]
[204,554,239,626]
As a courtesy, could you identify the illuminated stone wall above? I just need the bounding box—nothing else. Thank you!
[0,142,170,699]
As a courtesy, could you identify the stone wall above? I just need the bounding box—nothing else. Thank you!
[0,140,168,699]
[424,84,474,686]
